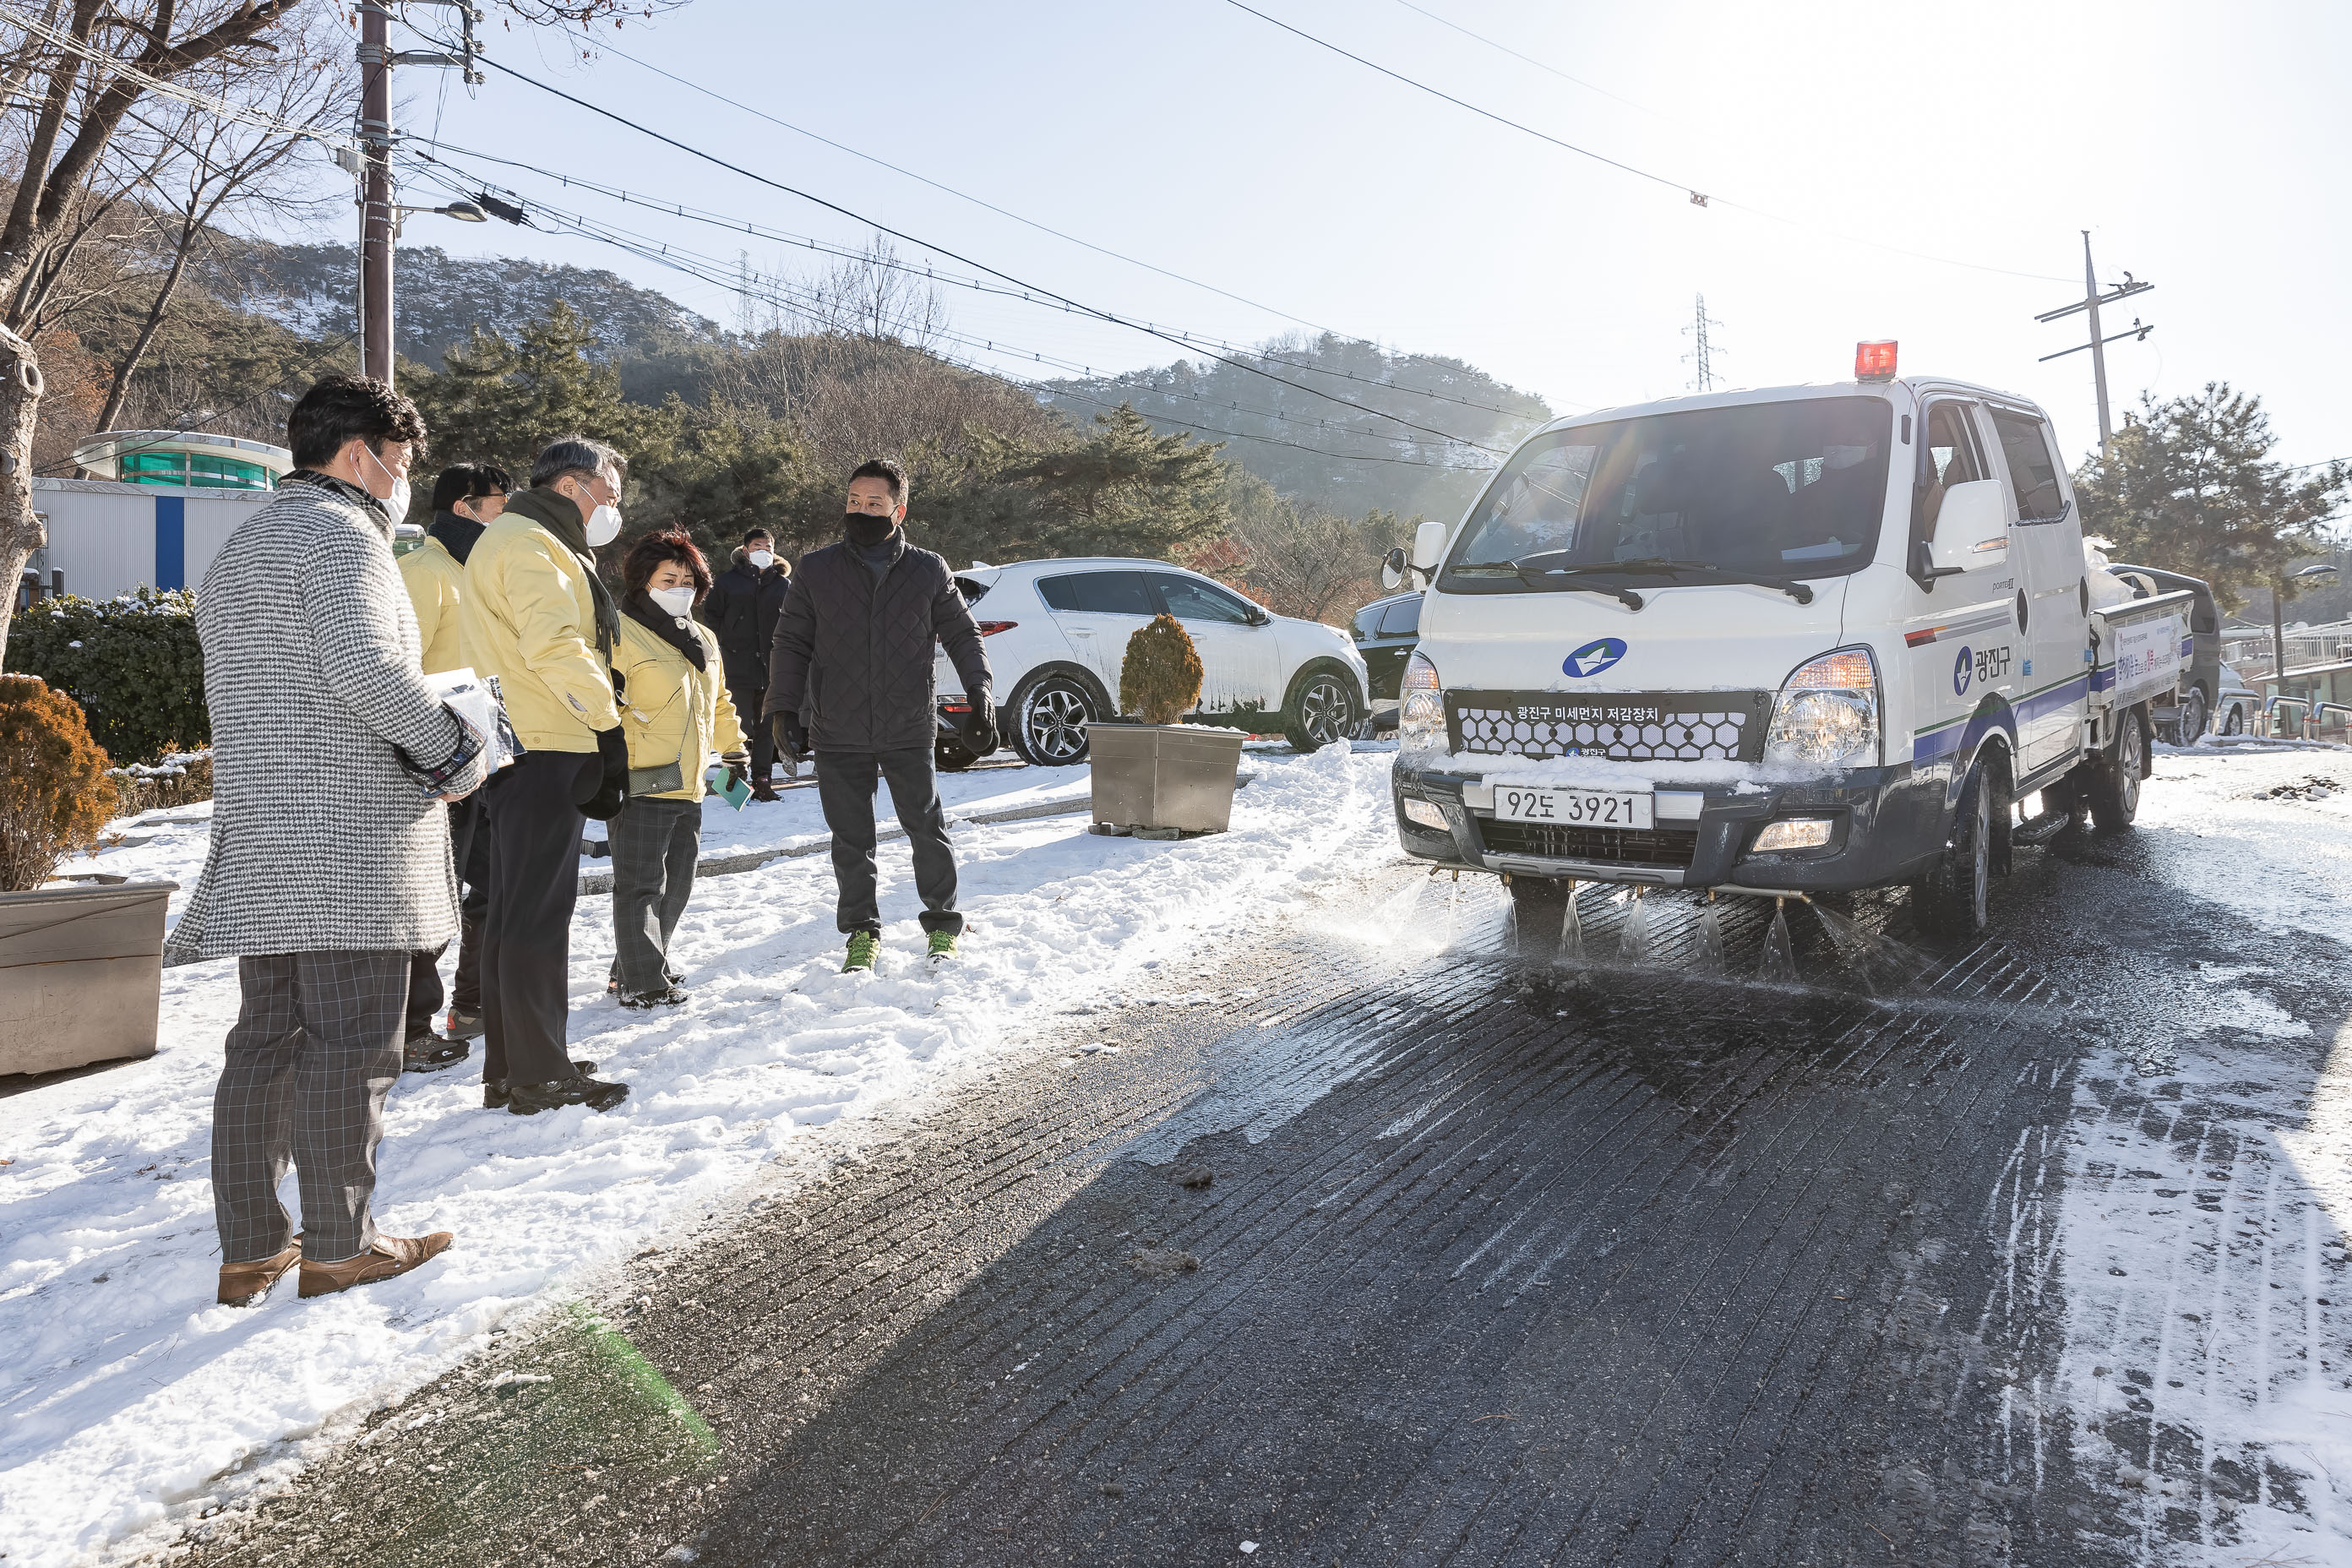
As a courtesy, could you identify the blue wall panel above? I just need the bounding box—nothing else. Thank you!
[154,495,184,590]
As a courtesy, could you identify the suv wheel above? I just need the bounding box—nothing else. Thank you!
[1283,666,1363,753]
[1010,671,1097,766]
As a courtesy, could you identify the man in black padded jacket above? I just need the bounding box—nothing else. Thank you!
[700,526,793,798]
[766,458,994,971]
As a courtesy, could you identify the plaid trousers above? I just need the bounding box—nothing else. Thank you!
[608,795,702,997]
[212,950,409,1264]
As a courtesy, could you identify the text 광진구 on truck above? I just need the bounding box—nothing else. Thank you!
[1386,341,2187,940]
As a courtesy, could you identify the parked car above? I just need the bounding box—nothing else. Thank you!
[2213,662,2259,736]
[1352,591,1422,700]
[2109,563,2221,740]
[932,558,1371,768]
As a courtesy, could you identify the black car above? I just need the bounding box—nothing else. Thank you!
[1352,590,1421,701]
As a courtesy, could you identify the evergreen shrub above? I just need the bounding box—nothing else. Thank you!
[3,588,207,765]
[0,674,120,892]
[1119,612,1204,727]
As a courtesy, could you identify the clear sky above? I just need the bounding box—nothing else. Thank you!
[364,0,2351,481]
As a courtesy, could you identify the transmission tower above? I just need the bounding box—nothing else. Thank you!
[1682,294,1724,392]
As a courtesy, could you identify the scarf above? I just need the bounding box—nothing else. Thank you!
[427,508,485,565]
[623,588,706,671]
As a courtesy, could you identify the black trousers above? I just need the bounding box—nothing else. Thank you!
[608,795,701,995]
[213,950,408,1264]
[730,680,774,781]
[815,746,961,937]
[480,749,596,1086]
[405,793,490,1036]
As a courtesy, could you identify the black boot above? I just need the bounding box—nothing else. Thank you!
[484,1061,598,1110]
[505,1070,629,1115]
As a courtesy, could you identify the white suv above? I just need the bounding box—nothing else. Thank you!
[934,557,1371,767]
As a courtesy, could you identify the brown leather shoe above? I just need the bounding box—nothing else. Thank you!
[298,1233,453,1298]
[217,1239,302,1307]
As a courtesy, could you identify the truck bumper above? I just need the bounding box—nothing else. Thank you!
[1389,754,1949,893]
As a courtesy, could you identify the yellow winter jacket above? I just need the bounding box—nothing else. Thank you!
[397,535,466,675]
[612,608,747,801]
[458,493,621,752]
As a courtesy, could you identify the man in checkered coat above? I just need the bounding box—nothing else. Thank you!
[172,374,491,1307]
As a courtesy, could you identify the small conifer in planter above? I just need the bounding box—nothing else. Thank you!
[0,673,118,892]
[1119,612,1204,725]
[1092,613,1244,835]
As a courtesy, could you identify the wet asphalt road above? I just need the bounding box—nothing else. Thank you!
[158,757,2352,1568]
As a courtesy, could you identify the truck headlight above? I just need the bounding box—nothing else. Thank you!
[1402,797,1448,830]
[1764,646,1880,768]
[1399,651,1445,749]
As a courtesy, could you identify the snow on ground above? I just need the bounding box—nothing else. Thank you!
[2044,744,2352,1564]
[0,741,1398,1568]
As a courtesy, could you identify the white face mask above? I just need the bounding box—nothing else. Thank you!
[747,548,775,569]
[362,444,409,520]
[649,584,695,618]
[585,503,623,547]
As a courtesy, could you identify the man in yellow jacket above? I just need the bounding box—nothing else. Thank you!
[459,436,634,1116]
[395,461,508,1069]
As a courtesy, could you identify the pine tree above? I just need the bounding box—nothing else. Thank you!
[2073,383,2347,613]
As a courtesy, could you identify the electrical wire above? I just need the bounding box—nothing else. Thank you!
[0,4,357,152]
[422,39,1511,456]
[400,134,1559,426]
[396,152,1484,473]
[1219,0,2080,286]
[1387,0,1653,112]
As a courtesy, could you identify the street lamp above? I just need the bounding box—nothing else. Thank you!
[386,198,486,238]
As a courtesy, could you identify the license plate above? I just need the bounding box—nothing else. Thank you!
[1494,786,1653,828]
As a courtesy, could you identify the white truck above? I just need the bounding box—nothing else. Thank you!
[1386,343,2186,939]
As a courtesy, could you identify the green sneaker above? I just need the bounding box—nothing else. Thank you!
[927,930,958,963]
[843,931,879,972]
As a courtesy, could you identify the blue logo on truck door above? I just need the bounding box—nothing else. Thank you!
[1953,647,1974,697]
[1564,637,1628,678]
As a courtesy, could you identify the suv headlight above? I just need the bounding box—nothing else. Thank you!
[1399,651,1445,749]
[1764,646,1880,768]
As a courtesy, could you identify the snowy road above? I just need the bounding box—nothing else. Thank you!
[11,739,2352,1566]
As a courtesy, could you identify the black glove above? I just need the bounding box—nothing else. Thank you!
[578,725,630,821]
[960,692,999,757]
[771,710,808,760]
[721,754,749,793]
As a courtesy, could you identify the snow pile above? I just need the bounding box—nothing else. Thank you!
[0,743,1399,1567]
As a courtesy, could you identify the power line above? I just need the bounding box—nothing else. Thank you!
[1387,0,1654,113]
[399,154,1479,473]
[542,19,1375,348]
[400,134,1559,426]
[1219,0,2079,285]
[428,40,1510,456]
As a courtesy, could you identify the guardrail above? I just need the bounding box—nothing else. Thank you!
[2268,696,2312,739]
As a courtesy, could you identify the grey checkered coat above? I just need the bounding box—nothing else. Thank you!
[169,476,467,961]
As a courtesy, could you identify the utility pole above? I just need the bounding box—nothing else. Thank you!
[1681,293,1723,393]
[353,3,486,388]
[2034,232,2153,461]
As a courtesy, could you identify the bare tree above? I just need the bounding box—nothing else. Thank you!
[0,0,703,662]
[787,237,949,351]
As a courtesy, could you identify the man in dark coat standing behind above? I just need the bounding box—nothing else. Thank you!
[700,525,792,799]
[766,459,994,971]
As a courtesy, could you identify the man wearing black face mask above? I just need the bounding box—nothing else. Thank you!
[765,458,994,971]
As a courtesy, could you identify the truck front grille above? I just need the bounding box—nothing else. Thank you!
[1448,690,1769,763]
[1478,819,1701,868]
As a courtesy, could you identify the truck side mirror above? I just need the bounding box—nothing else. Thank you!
[1380,546,1407,591]
[1410,520,1449,573]
[1927,479,2010,574]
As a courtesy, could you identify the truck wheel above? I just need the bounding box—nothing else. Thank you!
[2174,685,2208,745]
[1913,764,1992,939]
[2087,704,2146,831]
[1505,876,1571,958]
[2221,704,2243,737]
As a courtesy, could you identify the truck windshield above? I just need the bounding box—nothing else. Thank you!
[1442,396,1893,592]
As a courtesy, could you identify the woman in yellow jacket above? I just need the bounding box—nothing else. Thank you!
[607,531,748,1006]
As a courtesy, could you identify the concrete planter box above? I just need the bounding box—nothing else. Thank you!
[0,882,177,1077]
[1087,723,1246,835]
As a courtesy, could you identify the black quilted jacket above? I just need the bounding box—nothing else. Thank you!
[700,552,791,692]
[764,534,991,753]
